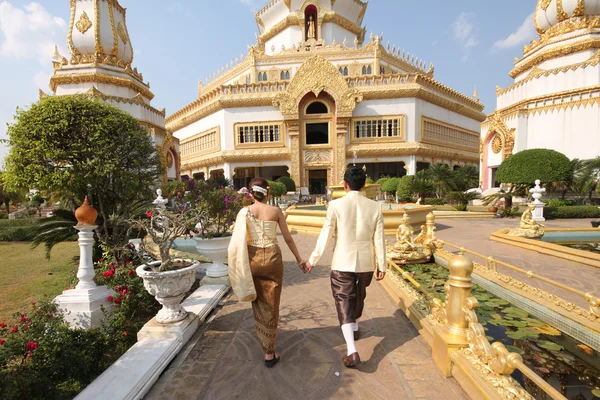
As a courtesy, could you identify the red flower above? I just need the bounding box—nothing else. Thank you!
[128,269,135,276]
[0,323,6,328]
[19,316,29,324]
[114,298,121,305]
[0,339,4,345]
[115,285,121,292]
[126,261,133,266]
[9,326,18,334]
[66,286,71,290]
[99,257,104,262]
[46,314,54,319]
[25,342,38,352]
[108,296,114,302]
[123,331,128,337]
[146,211,153,217]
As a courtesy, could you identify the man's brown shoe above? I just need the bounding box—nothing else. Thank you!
[343,352,361,368]
[354,329,360,341]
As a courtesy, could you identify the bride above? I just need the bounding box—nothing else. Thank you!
[228,177,306,367]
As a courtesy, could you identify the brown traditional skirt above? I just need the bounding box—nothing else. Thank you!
[248,245,284,354]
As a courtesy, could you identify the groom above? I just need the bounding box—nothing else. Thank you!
[304,166,386,368]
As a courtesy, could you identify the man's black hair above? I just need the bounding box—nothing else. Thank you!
[344,166,367,191]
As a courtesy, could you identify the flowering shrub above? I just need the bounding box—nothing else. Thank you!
[182,179,249,239]
[0,302,111,400]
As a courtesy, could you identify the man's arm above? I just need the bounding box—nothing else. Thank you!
[373,209,386,279]
[307,205,336,269]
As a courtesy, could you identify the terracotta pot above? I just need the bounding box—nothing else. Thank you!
[488,207,499,213]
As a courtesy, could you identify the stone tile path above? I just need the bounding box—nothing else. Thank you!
[145,233,466,400]
[435,218,600,308]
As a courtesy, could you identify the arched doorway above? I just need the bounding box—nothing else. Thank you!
[301,93,335,195]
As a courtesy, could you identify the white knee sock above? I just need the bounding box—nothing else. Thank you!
[352,319,360,331]
[341,323,357,356]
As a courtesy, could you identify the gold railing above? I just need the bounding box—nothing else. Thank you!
[440,241,600,317]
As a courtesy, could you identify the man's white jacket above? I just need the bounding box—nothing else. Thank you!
[308,191,386,273]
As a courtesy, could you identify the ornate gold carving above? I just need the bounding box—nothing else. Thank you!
[108,2,118,57]
[514,37,600,78]
[556,0,569,20]
[540,0,552,11]
[573,0,586,17]
[94,0,105,55]
[525,16,600,55]
[75,11,92,34]
[50,72,154,100]
[336,118,348,183]
[491,135,502,154]
[273,55,363,119]
[166,152,174,169]
[117,22,129,44]
[482,111,515,161]
[83,86,164,116]
[304,149,333,164]
[346,142,480,163]
[181,147,291,171]
[421,116,480,151]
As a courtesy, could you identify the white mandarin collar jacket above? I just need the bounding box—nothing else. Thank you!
[308,191,386,273]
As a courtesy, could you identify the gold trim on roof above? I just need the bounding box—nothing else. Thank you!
[50,72,154,100]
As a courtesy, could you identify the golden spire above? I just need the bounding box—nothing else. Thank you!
[473,86,479,101]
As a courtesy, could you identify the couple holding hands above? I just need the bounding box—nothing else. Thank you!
[228,166,386,368]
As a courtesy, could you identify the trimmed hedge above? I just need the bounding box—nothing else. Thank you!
[381,177,401,194]
[496,149,572,185]
[545,206,600,219]
[396,176,414,202]
[0,219,39,241]
[543,200,576,207]
[276,176,296,193]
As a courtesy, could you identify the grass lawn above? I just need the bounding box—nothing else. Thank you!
[0,242,79,322]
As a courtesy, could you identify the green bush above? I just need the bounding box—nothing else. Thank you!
[376,176,390,187]
[0,214,6,220]
[276,176,296,193]
[31,194,44,205]
[424,198,446,206]
[543,199,576,207]
[381,177,401,194]
[545,206,600,219]
[267,180,287,198]
[0,226,39,242]
[366,177,374,185]
[496,149,572,185]
[0,219,38,228]
[454,204,468,211]
[396,176,414,202]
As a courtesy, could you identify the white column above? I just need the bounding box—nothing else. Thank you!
[54,225,114,329]
[406,156,417,176]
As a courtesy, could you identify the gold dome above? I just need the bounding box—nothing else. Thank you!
[535,0,600,34]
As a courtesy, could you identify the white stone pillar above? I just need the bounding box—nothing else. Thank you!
[406,156,417,176]
[54,198,114,329]
[529,179,546,222]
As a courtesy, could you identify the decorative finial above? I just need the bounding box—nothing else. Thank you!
[75,196,98,226]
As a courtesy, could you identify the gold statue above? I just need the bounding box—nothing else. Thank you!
[388,212,433,263]
[307,15,316,39]
[508,204,544,238]
[394,212,416,251]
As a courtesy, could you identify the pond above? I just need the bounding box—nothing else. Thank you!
[561,243,600,255]
[394,263,600,399]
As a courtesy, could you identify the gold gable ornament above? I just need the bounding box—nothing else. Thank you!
[75,11,92,34]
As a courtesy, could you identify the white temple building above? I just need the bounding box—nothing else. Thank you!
[168,0,485,193]
[44,0,179,183]
[481,0,600,190]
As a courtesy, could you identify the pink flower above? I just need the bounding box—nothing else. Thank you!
[99,257,104,262]
[25,342,38,352]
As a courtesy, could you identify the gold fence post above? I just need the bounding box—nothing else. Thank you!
[432,253,474,377]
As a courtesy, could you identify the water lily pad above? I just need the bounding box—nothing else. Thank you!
[524,318,546,327]
[486,336,494,341]
[506,328,540,341]
[534,326,561,336]
[537,341,563,351]
[505,345,525,355]
[503,307,529,318]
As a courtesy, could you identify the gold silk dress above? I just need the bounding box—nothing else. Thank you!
[246,211,284,354]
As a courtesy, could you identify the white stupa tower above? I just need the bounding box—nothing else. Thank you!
[45,0,179,182]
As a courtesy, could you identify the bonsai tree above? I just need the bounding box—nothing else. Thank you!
[381,177,401,197]
[396,175,414,202]
[496,149,572,186]
[268,180,288,198]
[277,176,296,193]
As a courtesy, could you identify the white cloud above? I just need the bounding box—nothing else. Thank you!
[0,1,67,64]
[492,13,537,51]
[452,12,479,61]
[34,71,50,91]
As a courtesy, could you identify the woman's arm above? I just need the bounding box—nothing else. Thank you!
[277,208,303,264]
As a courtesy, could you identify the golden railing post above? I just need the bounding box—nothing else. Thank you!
[432,253,474,377]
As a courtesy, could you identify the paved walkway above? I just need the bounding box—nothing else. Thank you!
[146,233,466,400]
[434,218,600,309]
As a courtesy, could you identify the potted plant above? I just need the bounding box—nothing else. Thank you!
[183,180,247,278]
[130,190,201,324]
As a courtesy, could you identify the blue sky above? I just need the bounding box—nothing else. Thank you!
[0,0,537,164]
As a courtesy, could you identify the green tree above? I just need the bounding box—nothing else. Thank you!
[496,149,572,185]
[425,164,454,197]
[267,180,287,198]
[410,171,435,202]
[445,191,481,211]
[396,175,415,202]
[0,172,25,214]
[276,176,296,192]
[381,177,401,195]
[3,95,161,253]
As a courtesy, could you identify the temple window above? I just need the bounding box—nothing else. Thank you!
[380,66,385,74]
[362,65,372,75]
[280,70,290,81]
[236,123,282,145]
[353,116,405,140]
[304,5,318,41]
[257,72,267,82]
[339,66,348,76]
[306,101,328,115]
[181,128,220,157]
[421,117,480,150]
[306,123,329,145]
[245,75,251,84]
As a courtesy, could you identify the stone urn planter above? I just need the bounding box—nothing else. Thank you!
[488,206,499,213]
[136,260,201,324]
[194,235,232,278]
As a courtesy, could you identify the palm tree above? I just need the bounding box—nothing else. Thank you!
[453,165,480,191]
[410,171,435,203]
[425,164,454,197]
[445,191,481,211]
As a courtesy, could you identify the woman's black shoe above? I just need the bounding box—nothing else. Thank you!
[264,353,281,368]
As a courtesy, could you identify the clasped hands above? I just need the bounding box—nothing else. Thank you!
[298,261,386,281]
